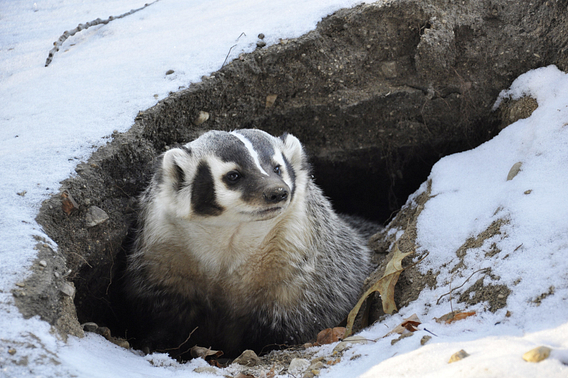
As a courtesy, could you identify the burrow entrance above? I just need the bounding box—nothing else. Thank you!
[29,0,568,359]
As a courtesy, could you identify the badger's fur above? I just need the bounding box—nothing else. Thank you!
[123,129,374,357]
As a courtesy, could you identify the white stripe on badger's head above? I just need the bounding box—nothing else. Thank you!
[230,131,269,176]
[150,129,310,224]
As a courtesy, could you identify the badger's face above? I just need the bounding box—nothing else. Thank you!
[155,129,307,223]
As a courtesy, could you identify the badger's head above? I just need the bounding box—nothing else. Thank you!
[153,129,308,223]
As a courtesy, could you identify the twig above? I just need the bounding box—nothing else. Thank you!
[436,268,490,305]
[221,32,246,67]
[157,327,198,353]
[45,1,160,67]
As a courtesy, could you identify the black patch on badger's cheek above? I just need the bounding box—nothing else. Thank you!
[191,161,224,216]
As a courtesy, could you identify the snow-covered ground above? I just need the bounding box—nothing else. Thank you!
[1,1,567,377]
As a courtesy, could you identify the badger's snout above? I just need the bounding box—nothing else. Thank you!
[263,185,289,204]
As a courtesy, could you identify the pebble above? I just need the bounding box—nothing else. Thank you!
[194,366,219,374]
[448,349,470,363]
[59,282,76,297]
[256,40,267,48]
[165,69,174,75]
[288,358,310,374]
[420,335,432,345]
[39,260,47,267]
[522,346,551,363]
[232,349,261,367]
[194,111,209,125]
[85,206,109,227]
[82,322,99,332]
[506,162,522,181]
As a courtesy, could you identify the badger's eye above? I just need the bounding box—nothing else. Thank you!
[273,165,282,176]
[226,171,241,182]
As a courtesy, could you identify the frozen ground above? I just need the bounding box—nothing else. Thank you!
[1,0,568,377]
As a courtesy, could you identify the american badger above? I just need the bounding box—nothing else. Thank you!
[124,129,373,357]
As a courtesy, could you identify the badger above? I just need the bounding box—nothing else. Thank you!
[123,129,374,358]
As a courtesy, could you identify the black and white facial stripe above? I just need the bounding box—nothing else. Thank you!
[162,129,301,218]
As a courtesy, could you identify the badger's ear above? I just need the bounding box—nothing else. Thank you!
[161,146,192,192]
[279,132,305,168]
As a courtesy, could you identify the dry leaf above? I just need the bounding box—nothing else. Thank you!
[387,314,421,336]
[435,311,476,324]
[345,243,414,336]
[316,327,346,345]
[265,94,278,108]
[190,345,223,360]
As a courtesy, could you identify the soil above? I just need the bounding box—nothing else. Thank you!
[15,0,568,373]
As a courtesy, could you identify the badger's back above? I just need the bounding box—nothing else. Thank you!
[122,129,374,357]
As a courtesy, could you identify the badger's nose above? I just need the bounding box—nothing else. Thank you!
[263,186,289,204]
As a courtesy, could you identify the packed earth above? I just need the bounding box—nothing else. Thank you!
[1,0,568,377]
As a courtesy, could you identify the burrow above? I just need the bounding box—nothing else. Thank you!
[25,0,568,356]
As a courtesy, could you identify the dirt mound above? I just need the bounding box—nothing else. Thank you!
[21,0,568,360]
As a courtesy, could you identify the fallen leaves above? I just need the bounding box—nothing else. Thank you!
[345,243,421,336]
[316,327,346,345]
[387,314,421,335]
[190,345,223,360]
[435,310,477,324]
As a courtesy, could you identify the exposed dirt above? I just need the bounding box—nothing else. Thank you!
[14,0,568,371]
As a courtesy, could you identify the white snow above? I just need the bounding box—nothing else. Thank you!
[1,0,567,376]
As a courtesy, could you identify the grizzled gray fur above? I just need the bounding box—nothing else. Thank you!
[123,129,374,357]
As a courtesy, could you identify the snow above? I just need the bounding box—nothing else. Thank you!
[1,0,567,376]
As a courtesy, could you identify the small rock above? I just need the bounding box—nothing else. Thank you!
[232,349,261,367]
[61,191,79,215]
[258,33,265,39]
[110,337,130,349]
[8,348,16,355]
[265,94,278,108]
[85,206,109,227]
[194,111,210,125]
[308,361,324,371]
[38,260,47,267]
[522,346,551,363]
[194,366,219,374]
[507,162,522,181]
[82,322,99,333]
[448,349,470,363]
[420,335,432,345]
[59,282,76,297]
[256,40,267,48]
[15,282,25,288]
[288,358,310,374]
[165,69,174,75]
[95,326,112,340]
[380,61,398,78]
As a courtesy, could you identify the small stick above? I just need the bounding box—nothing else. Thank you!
[221,32,246,67]
[436,268,490,305]
[45,1,160,67]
